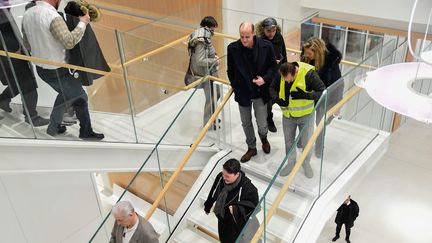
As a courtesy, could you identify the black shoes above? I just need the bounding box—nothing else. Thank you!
[25,116,50,127]
[240,148,257,162]
[0,101,12,113]
[79,131,105,141]
[47,125,67,136]
[268,119,277,133]
[332,236,339,242]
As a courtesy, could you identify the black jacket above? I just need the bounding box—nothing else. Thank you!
[335,199,359,227]
[227,36,277,106]
[0,9,37,94]
[256,21,287,65]
[204,171,259,243]
[302,41,342,88]
[270,62,325,107]
[61,12,110,86]
[263,33,287,65]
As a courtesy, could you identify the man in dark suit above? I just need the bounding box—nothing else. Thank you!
[332,196,360,243]
[110,201,159,243]
[227,22,277,162]
[0,9,48,126]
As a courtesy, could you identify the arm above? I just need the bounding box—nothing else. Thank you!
[204,173,222,213]
[49,15,88,50]
[192,42,217,69]
[261,44,278,85]
[109,223,117,243]
[22,27,31,53]
[230,182,259,224]
[269,73,281,101]
[305,70,326,101]
[280,36,288,63]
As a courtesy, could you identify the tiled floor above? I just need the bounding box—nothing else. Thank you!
[317,119,432,243]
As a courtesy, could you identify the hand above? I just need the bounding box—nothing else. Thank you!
[229,205,234,215]
[290,89,310,99]
[276,59,281,64]
[79,13,91,24]
[204,201,212,214]
[275,98,288,107]
[253,76,265,86]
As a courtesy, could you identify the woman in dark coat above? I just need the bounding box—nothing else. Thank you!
[301,37,343,157]
[204,159,259,243]
[0,9,48,126]
[256,17,288,133]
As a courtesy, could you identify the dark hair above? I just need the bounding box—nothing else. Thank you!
[223,159,241,174]
[280,62,296,77]
[200,16,218,28]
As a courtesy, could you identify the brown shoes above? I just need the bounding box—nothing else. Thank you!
[240,148,257,163]
[261,136,271,154]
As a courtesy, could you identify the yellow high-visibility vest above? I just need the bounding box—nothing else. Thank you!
[279,62,315,118]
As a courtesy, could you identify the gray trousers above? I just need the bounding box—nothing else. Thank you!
[238,98,268,149]
[203,81,221,125]
[283,113,314,168]
[315,81,344,154]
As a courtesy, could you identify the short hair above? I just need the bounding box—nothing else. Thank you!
[280,62,296,77]
[223,159,241,174]
[239,22,254,33]
[200,16,218,28]
[111,201,135,217]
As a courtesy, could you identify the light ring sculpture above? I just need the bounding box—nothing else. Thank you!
[359,62,432,123]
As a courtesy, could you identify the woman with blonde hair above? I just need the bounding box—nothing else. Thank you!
[301,37,343,158]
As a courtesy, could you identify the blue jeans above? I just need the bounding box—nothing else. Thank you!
[37,67,93,136]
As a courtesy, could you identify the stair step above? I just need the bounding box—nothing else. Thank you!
[174,227,218,243]
[188,206,295,242]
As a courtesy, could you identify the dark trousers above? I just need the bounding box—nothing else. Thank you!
[267,100,273,122]
[36,67,93,136]
[0,86,38,118]
[335,223,351,240]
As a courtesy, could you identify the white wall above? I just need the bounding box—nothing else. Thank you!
[0,172,108,243]
[300,0,432,33]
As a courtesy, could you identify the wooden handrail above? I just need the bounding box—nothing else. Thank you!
[0,51,231,91]
[122,34,190,67]
[144,88,234,220]
[250,85,362,242]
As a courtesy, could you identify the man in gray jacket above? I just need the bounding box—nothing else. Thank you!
[110,201,159,243]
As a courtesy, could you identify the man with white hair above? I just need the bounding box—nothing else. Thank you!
[110,201,159,243]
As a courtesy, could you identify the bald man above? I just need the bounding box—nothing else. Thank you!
[227,22,277,162]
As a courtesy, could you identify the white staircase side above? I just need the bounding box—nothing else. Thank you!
[0,138,217,173]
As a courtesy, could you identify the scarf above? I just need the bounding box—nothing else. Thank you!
[214,173,242,218]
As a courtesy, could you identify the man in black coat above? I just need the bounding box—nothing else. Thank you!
[0,9,48,126]
[227,22,278,162]
[204,159,259,243]
[332,196,359,243]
